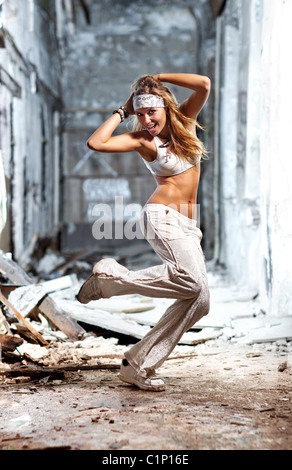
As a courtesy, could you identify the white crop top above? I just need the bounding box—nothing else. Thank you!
[142,136,199,177]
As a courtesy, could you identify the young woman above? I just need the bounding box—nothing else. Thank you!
[78,73,211,391]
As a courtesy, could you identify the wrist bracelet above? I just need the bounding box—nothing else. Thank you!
[113,109,124,122]
[120,106,129,119]
[112,106,129,122]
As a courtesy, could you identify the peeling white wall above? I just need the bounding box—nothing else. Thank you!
[215,0,292,316]
[217,0,261,292]
[259,0,292,316]
[0,0,62,261]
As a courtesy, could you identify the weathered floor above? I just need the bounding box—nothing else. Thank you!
[0,340,291,451]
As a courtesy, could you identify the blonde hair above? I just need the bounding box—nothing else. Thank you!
[131,75,207,164]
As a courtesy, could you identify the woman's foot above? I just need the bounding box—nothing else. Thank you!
[119,359,166,391]
[77,258,128,304]
[77,273,102,304]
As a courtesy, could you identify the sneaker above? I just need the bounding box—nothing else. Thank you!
[119,359,166,392]
[77,273,102,304]
[77,258,126,304]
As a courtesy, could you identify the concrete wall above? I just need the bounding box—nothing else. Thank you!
[0,0,62,262]
[214,0,292,316]
[0,0,216,263]
[59,0,216,255]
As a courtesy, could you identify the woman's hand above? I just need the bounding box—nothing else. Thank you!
[123,92,135,115]
[154,73,210,119]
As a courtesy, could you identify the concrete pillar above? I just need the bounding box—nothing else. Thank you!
[215,0,292,317]
[259,0,292,316]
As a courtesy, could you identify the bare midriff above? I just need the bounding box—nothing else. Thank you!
[146,165,200,219]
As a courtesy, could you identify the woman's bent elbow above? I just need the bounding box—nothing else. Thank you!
[202,76,211,92]
[87,138,101,151]
[87,138,94,150]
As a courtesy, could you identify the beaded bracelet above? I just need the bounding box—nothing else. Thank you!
[113,109,124,122]
[113,106,129,122]
[120,106,129,119]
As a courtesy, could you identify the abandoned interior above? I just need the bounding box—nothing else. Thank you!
[0,0,291,452]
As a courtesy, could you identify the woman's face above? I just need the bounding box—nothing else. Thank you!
[136,107,168,137]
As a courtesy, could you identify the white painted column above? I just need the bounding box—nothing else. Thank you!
[260,0,292,315]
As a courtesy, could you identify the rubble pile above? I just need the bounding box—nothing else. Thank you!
[0,250,291,385]
[0,249,214,383]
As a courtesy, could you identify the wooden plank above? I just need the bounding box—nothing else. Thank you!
[7,275,78,318]
[0,363,120,380]
[124,298,228,330]
[0,308,12,334]
[0,291,48,346]
[0,251,85,340]
[58,294,156,314]
[0,363,65,380]
[61,300,151,340]
[0,251,32,284]
[0,334,23,352]
[8,284,49,317]
[38,295,85,340]
[56,299,222,345]
[238,317,292,344]
[181,328,222,345]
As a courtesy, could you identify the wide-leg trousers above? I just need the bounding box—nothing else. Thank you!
[95,203,210,377]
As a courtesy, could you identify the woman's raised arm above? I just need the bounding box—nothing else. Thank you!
[87,94,142,154]
[153,73,211,119]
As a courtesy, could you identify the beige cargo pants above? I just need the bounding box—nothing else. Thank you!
[95,203,210,378]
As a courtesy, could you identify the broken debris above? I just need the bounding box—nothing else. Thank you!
[0,291,48,347]
[0,249,291,386]
[0,250,85,341]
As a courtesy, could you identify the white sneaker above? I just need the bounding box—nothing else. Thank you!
[119,359,166,392]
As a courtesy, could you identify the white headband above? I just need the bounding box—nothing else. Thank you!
[133,93,165,111]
